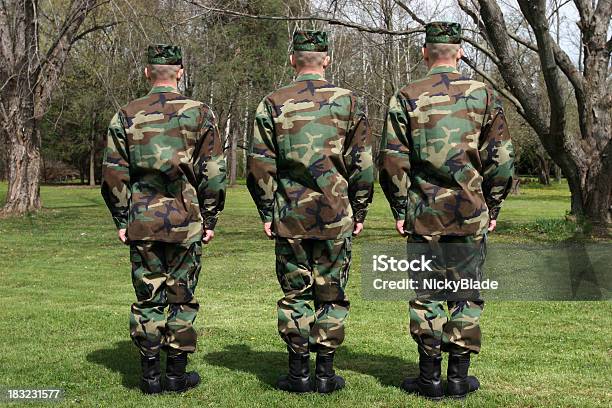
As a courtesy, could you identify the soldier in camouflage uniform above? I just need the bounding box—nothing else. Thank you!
[378,22,514,399]
[101,44,226,394]
[247,30,374,394]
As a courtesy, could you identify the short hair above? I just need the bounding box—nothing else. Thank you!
[147,64,181,81]
[425,43,460,61]
[292,51,327,68]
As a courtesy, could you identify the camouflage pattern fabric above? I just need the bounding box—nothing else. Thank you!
[129,241,201,355]
[247,73,374,239]
[425,22,462,44]
[275,237,351,354]
[378,65,515,236]
[292,30,329,52]
[147,44,182,65]
[408,234,485,356]
[101,86,226,243]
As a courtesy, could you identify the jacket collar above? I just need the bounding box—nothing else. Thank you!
[427,65,460,76]
[148,85,179,94]
[295,73,326,82]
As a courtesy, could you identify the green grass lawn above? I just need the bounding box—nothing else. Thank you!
[0,181,610,407]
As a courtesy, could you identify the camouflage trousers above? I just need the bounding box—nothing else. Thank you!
[129,241,201,356]
[275,237,351,354]
[408,234,486,356]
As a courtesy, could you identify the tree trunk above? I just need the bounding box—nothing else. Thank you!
[89,149,95,186]
[2,96,41,214]
[580,139,612,228]
[472,0,611,232]
[553,164,562,183]
[536,152,550,185]
[89,111,97,186]
[1,0,97,215]
[226,113,237,186]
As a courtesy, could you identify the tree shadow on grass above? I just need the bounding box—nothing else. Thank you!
[87,341,140,389]
[203,344,416,388]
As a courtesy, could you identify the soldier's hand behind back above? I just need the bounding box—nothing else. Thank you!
[263,222,274,239]
[118,228,128,245]
[395,220,407,237]
[202,229,215,244]
[488,220,497,232]
[353,222,364,236]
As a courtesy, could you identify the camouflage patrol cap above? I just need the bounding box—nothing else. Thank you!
[292,30,329,52]
[425,22,462,44]
[147,44,182,65]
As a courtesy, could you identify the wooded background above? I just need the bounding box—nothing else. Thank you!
[1,0,610,229]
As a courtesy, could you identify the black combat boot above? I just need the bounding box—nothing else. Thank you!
[400,349,444,400]
[314,352,345,394]
[277,347,313,393]
[164,351,201,393]
[140,353,162,395]
[446,353,480,398]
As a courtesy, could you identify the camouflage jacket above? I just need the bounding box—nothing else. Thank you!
[247,73,374,240]
[378,65,514,236]
[101,86,226,243]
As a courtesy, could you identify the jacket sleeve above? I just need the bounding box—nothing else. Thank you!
[344,96,374,223]
[479,89,515,220]
[246,98,277,223]
[193,106,227,230]
[101,111,131,230]
[378,92,412,221]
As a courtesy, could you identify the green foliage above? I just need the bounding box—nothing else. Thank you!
[500,218,578,242]
[533,218,577,235]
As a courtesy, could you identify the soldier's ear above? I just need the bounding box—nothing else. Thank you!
[177,68,184,81]
[289,53,297,68]
[457,47,465,61]
[144,66,150,80]
[322,55,331,69]
[422,46,428,62]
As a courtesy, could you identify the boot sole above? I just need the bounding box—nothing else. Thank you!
[403,392,444,401]
[447,390,478,399]
[278,388,314,393]
[164,380,201,393]
[315,382,345,394]
[315,388,344,394]
[140,389,163,395]
[400,384,443,400]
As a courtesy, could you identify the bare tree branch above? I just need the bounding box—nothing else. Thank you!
[72,20,122,44]
[394,0,426,26]
[34,0,100,117]
[507,31,538,51]
[573,0,594,22]
[458,0,584,97]
[548,0,573,20]
[461,55,525,115]
[517,0,567,137]
[461,35,500,64]
[184,0,424,36]
[476,0,548,137]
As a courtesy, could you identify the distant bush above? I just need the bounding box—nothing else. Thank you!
[41,159,80,183]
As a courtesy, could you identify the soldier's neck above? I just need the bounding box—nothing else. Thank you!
[428,60,458,69]
[295,68,325,77]
[150,80,178,91]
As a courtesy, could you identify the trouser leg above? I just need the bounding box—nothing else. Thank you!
[409,299,447,356]
[164,242,202,354]
[129,242,167,356]
[442,235,486,354]
[310,238,351,353]
[275,238,315,354]
[443,300,484,354]
[407,234,446,357]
